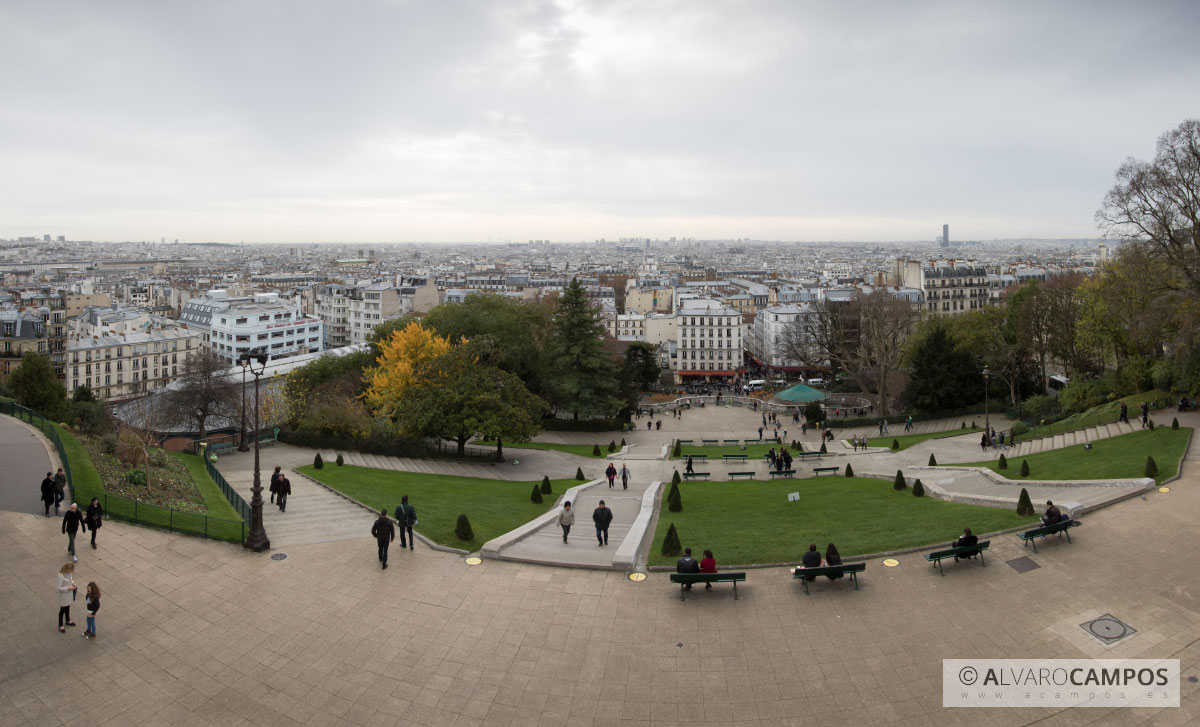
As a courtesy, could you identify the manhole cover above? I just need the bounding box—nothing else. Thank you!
[628,572,647,582]
[464,557,482,565]
[882,558,900,567]
[1006,556,1041,574]
[1081,614,1136,645]
[270,553,287,561]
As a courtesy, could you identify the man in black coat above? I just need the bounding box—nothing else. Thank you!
[394,495,416,551]
[592,500,613,546]
[952,527,979,561]
[371,508,395,569]
[269,466,282,504]
[276,476,291,512]
[676,547,700,589]
[40,472,55,517]
[62,503,86,561]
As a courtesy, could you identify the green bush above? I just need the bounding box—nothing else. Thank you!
[530,483,543,504]
[893,470,906,491]
[1021,394,1056,422]
[124,469,146,486]
[98,434,118,456]
[1019,459,1030,477]
[1016,487,1034,516]
[667,481,682,512]
[671,469,681,485]
[608,440,617,453]
[961,421,966,429]
[575,467,585,481]
[1145,455,1158,479]
[314,452,324,469]
[912,479,924,497]
[998,454,1008,470]
[844,462,854,477]
[620,438,626,447]
[672,439,682,457]
[803,401,823,423]
[335,453,344,466]
[1172,417,1179,430]
[820,442,827,454]
[592,443,601,456]
[1011,421,1029,436]
[149,448,170,468]
[454,514,474,541]
[540,475,552,494]
[928,453,938,466]
[661,522,681,557]
[1148,419,1156,431]
[891,438,899,451]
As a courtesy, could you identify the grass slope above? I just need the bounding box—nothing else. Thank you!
[865,427,982,451]
[958,427,1190,484]
[171,452,241,520]
[475,440,606,457]
[648,476,1031,566]
[299,464,575,551]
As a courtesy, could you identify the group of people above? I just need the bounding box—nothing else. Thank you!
[554,499,616,546]
[39,472,105,560]
[55,562,101,639]
[268,466,292,512]
[767,447,792,471]
[370,494,418,569]
[979,427,1007,450]
[39,468,67,516]
[674,547,719,589]
[604,462,630,490]
[797,542,844,580]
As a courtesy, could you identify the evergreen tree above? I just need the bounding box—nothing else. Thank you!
[540,475,552,494]
[928,453,938,466]
[998,454,1008,470]
[336,453,344,466]
[844,462,854,477]
[575,466,585,481]
[1172,417,1179,430]
[546,278,623,419]
[620,438,626,447]
[530,483,543,503]
[891,439,900,451]
[1016,487,1034,516]
[900,324,983,411]
[672,469,681,485]
[314,452,324,469]
[672,439,682,457]
[893,469,907,490]
[608,440,617,452]
[8,352,69,421]
[912,478,925,497]
[592,443,601,456]
[454,514,474,541]
[666,481,682,512]
[1020,459,1030,477]
[661,523,682,557]
[820,442,827,454]
[1144,455,1158,479]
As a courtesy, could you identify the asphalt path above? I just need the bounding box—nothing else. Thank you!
[0,414,54,515]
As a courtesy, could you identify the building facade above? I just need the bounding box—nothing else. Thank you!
[674,299,745,384]
[65,328,202,401]
[181,290,323,364]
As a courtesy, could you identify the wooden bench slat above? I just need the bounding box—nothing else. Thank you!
[1019,519,1080,552]
[792,563,865,594]
[768,470,796,478]
[923,540,991,575]
[669,572,747,601]
[812,467,839,476]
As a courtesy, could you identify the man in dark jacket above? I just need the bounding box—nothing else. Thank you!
[394,495,416,550]
[62,502,86,561]
[952,527,979,561]
[800,543,822,580]
[676,547,700,589]
[40,473,55,517]
[592,500,613,546]
[276,476,291,512]
[269,466,282,504]
[371,508,395,569]
[53,468,67,514]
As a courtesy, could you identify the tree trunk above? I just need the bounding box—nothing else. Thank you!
[456,435,468,456]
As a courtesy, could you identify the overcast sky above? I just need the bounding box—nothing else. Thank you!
[2,0,1198,243]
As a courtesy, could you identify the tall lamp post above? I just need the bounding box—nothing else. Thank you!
[239,348,271,552]
[237,365,249,452]
[982,366,991,442]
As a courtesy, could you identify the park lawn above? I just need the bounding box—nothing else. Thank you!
[677,443,802,459]
[298,464,577,551]
[957,426,1190,485]
[170,452,242,521]
[475,439,607,458]
[648,476,1032,566]
[865,427,982,451]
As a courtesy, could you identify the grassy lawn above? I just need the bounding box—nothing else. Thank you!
[865,427,982,451]
[677,442,803,459]
[170,452,242,520]
[298,464,578,551]
[648,476,1032,566]
[957,426,1190,484]
[475,439,608,458]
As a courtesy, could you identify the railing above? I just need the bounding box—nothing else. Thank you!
[0,400,246,543]
[1013,397,1171,443]
[204,457,250,522]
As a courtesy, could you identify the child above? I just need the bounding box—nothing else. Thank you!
[83,582,100,639]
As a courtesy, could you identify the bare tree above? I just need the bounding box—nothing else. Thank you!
[118,393,180,492]
[167,350,239,440]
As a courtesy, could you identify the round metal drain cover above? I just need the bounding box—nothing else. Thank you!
[1082,614,1136,644]
[270,553,287,561]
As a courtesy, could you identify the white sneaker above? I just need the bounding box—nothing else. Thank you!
[72,555,77,562]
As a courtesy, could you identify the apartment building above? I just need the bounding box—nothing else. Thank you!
[315,283,351,347]
[0,308,49,382]
[892,259,989,316]
[749,303,813,372]
[674,298,745,384]
[180,290,323,364]
[65,327,202,401]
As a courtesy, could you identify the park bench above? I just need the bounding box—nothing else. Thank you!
[669,572,747,600]
[723,439,740,446]
[795,451,822,460]
[208,441,236,455]
[745,438,761,444]
[792,563,866,595]
[923,540,991,575]
[676,439,694,446]
[723,454,747,462]
[768,469,795,479]
[702,439,719,445]
[684,454,708,462]
[812,467,839,476]
[1019,519,1081,553]
[683,472,710,481]
[728,471,755,480]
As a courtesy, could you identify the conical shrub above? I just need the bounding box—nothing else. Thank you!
[454,514,474,541]
[672,469,681,485]
[893,469,906,491]
[530,483,543,504]
[1172,417,1179,430]
[820,442,827,454]
[608,440,617,453]
[592,443,601,456]
[1020,459,1030,477]
[575,466,585,481]
[540,475,552,494]
[335,453,344,467]
[928,453,937,466]
[621,438,627,446]
[314,452,323,469]
[998,454,1007,470]
[1148,419,1156,430]
[1145,455,1158,479]
[912,479,925,497]
[667,481,682,512]
[672,439,682,457]
[661,523,681,557]
[891,439,900,451]
[1016,487,1034,516]
[844,462,854,478]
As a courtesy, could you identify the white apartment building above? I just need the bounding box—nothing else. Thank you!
[892,259,989,316]
[609,312,646,341]
[674,299,745,384]
[65,328,202,402]
[180,290,323,364]
[315,283,351,347]
[750,303,814,372]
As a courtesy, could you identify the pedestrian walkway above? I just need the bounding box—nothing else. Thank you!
[0,415,55,515]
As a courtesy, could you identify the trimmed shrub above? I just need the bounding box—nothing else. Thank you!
[454,514,474,541]
[530,483,543,504]
[928,453,938,466]
[592,443,602,456]
[971,420,977,428]
[672,439,682,457]
[1019,459,1030,477]
[661,523,681,557]
[608,440,617,453]
[1011,421,1029,436]
[998,454,1008,470]
[667,483,682,513]
[124,469,146,487]
[893,469,907,491]
[540,475,552,494]
[620,438,626,447]
[844,462,854,478]
[1145,455,1158,479]
[335,453,344,467]
[820,442,827,454]
[1148,419,1156,431]
[961,421,966,429]
[1172,417,1179,430]
[575,466,585,481]
[671,469,681,485]
[891,438,900,451]
[1016,487,1034,516]
[912,479,925,497]
[314,452,324,469]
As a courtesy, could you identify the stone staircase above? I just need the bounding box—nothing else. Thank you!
[998,419,1140,459]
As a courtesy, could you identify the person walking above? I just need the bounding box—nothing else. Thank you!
[62,503,85,562]
[620,463,630,490]
[269,466,282,504]
[276,476,290,512]
[40,472,55,517]
[53,468,67,514]
[605,463,617,489]
[1119,402,1128,423]
[84,498,103,549]
[82,582,100,639]
[685,456,694,474]
[558,501,575,544]
[905,415,913,432]
[371,508,395,569]
[394,495,416,550]
[56,562,77,633]
[593,500,613,546]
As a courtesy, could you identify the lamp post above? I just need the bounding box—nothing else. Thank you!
[239,348,270,552]
[982,366,991,443]
[237,365,249,452]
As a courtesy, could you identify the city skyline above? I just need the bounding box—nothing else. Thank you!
[3,0,1198,243]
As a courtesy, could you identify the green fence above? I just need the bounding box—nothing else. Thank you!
[0,401,246,543]
[1013,396,1171,442]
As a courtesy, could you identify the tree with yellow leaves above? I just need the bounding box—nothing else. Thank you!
[363,321,453,419]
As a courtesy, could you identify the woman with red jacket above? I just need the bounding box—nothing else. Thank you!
[699,549,717,590]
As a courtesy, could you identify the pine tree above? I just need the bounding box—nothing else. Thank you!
[998,454,1008,470]
[893,469,906,490]
[667,481,682,512]
[1020,459,1030,477]
[454,514,474,541]
[575,466,585,481]
[335,453,344,467]
[1145,455,1158,479]
[661,523,681,557]
[928,453,937,466]
[820,442,827,454]
[912,479,925,497]
[314,452,324,469]
[672,469,681,485]
[621,438,627,446]
[1172,417,1179,430]
[608,440,617,453]
[592,443,601,456]
[1016,487,1034,516]
[530,483,543,504]
[546,278,623,419]
[672,439,682,457]
[540,475,552,494]
[844,462,854,477]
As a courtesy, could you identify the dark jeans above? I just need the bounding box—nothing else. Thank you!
[54,491,64,511]
[66,530,77,555]
[58,606,71,627]
[561,524,571,542]
[377,539,390,565]
[90,528,98,547]
[596,526,608,545]
[399,524,414,549]
[277,493,287,511]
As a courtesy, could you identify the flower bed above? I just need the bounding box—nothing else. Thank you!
[78,435,209,514]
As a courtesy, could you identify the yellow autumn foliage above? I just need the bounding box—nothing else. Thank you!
[363,322,453,418]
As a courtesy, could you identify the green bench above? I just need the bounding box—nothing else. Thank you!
[1019,519,1081,553]
[677,439,694,446]
[208,441,236,455]
[795,451,822,460]
[924,540,991,575]
[768,469,796,479]
[683,472,710,481]
[684,454,708,462]
[723,454,748,462]
[723,439,740,446]
[745,438,761,444]
[793,563,866,595]
[729,471,755,480]
[702,439,719,446]
[669,572,747,600]
[812,467,839,476]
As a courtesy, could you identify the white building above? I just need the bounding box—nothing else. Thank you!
[180,290,323,364]
[750,303,814,372]
[65,327,203,402]
[674,298,744,384]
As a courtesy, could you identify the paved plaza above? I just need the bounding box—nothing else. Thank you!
[2,408,1199,725]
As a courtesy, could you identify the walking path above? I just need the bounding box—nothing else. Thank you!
[0,415,56,515]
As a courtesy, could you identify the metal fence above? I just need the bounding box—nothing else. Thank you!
[0,400,246,543]
[1013,396,1172,443]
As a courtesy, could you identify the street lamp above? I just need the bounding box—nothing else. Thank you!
[982,366,991,443]
[237,364,249,452]
[239,348,271,552]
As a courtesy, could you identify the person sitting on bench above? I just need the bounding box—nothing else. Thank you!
[952,528,978,560]
[1042,501,1068,526]
[801,543,822,580]
[824,543,844,580]
[676,548,701,589]
[699,549,717,590]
